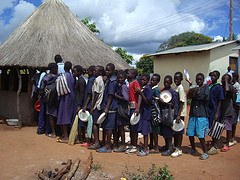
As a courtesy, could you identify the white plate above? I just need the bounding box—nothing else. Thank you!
[130,113,140,125]
[160,90,172,103]
[6,119,18,126]
[97,112,106,124]
[171,119,185,132]
[184,69,190,82]
[78,109,90,122]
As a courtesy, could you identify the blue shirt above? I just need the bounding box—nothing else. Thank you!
[100,75,118,111]
[141,85,153,120]
[208,83,224,121]
[82,76,96,109]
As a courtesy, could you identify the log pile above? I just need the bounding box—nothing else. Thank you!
[38,153,93,180]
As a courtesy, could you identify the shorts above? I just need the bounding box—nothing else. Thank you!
[161,125,173,138]
[222,118,233,131]
[101,112,116,130]
[117,114,129,126]
[186,117,208,138]
[93,109,102,125]
[150,124,161,135]
[173,116,185,135]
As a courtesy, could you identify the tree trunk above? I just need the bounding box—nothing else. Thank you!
[16,67,22,129]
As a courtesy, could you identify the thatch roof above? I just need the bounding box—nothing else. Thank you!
[0,0,130,69]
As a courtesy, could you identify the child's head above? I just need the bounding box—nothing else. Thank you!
[64,61,72,72]
[73,65,83,78]
[127,69,138,80]
[94,66,104,77]
[150,73,160,87]
[195,73,204,86]
[117,71,127,84]
[232,72,239,83]
[54,54,63,63]
[105,63,115,77]
[141,74,150,87]
[87,65,95,77]
[48,63,58,75]
[164,75,172,89]
[210,70,220,83]
[174,72,183,86]
[221,74,231,85]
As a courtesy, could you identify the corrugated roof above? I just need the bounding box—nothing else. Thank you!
[149,40,240,56]
[232,46,240,50]
[0,0,130,69]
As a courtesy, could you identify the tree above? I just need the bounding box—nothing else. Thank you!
[114,47,134,65]
[80,16,100,34]
[136,54,153,74]
[157,31,212,52]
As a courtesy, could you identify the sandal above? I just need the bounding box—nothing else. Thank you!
[199,153,209,160]
[186,148,196,154]
[57,138,68,143]
[96,146,112,153]
[114,145,127,153]
[220,145,230,152]
[46,133,57,138]
[87,143,101,150]
[149,149,160,154]
[137,150,149,156]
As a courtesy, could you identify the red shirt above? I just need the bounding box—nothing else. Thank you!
[129,80,140,109]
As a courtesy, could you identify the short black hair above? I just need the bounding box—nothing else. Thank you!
[224,73,232,82]
[48,63,57,71]
[196,73,204,79]
[73,65,83,74]
[117,70,127,78]
[152,73,161,82]
[96,65,104,75]
[88,65,95,73]
[142,74,150,81]
[64,61,72,71]
[164,75,172,83]
[106,63,115,71]
[174,71,183,80]
[129,69,138,78]
[233,72,239,81]
[212,70,220,78]
[54,54,63,63]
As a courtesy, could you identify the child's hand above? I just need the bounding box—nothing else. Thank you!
[134,109,140,116]
[214,112,219,121]
[135,87,141,94]
[82,106,87,112]
[90,107,94,115]
[176,115,181,123]
[186,78,192,86]
[104,108,109,116]
[76,105,81,113]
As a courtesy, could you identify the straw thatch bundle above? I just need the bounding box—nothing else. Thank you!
[0,0,130,69]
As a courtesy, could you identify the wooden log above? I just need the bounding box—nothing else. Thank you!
[38,169,50,180]
[64,158,81,180]
[81,152,93,180]
[16,67,22,129]
[54,159,72,180]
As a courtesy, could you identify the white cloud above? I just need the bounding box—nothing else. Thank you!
[0,0,36,43]
[0,0,17,14]
[213,35,223,42]
[237,34,240,40]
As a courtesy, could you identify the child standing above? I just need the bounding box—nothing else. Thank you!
[159,75,175,156]
[149,74,161,154]
[135,74,153,156]
[207,70,224,155]
[88,66,105,150]
[186,73,209,160]
[125,69,142,154]
[72,65,86,143]
[171,72,187,158]
[114,71,129,152]
[220,74,235,152]
[96,63,118,153]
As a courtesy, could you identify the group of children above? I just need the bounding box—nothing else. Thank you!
[35,54,239,159]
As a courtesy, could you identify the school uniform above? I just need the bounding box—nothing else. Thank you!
[128,80,141,129]
[186,85,209,138]
[101,75,118,130]
[72,76,86,127]
[116,81,129,126]
[160,87,175,138]
[92,75,104,124]
[150,85,161,134]
[221,84,235,131]
[208,83,224,128]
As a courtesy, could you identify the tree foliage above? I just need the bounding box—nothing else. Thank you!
[136,54,153,74]
[80,16,100,34]
[114,47,134,65]
[157,31,212,52]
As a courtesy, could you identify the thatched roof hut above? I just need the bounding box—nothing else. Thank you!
[0,0,129,69]
[0,0,130,127]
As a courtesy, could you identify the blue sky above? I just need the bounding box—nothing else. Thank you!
[0,0,239,60]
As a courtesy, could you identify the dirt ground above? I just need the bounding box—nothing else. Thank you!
[0,120,240,180]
